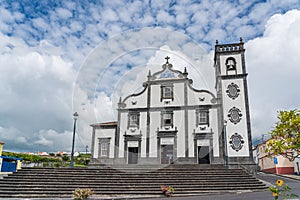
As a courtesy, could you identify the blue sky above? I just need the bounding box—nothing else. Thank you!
[0,0,300,152]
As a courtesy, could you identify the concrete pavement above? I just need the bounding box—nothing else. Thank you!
[138,172,300,200]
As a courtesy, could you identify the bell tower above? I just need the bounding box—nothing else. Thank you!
[214,38,254,166]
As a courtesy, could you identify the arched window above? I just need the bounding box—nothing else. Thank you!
[225,57,237,75]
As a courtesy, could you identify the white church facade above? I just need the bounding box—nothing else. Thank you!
[91,39,254,167]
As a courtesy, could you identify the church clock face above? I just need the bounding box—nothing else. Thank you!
[226,83,240,100]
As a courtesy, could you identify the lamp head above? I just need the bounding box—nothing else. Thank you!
[224,120,227,126]
[73,112,79,120]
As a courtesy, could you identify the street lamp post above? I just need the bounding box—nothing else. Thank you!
[70,112,79,168]
[224,120,228,169]
[85,145,88,155]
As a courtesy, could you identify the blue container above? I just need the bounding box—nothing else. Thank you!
[1,156,22,172]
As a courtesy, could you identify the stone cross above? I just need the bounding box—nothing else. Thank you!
[165,56,170,64]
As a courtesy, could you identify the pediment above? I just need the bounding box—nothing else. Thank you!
[150,60,186,81]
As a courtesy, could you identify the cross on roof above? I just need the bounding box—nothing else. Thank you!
[165,56,170,64]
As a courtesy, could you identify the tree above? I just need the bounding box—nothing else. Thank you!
[266,110,300,161]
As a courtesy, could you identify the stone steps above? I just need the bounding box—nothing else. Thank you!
[15,169,247,173]
[18,170,241,173]
[0,179,262,186]
[0,164,267,198]
[18,167,242,172]
[1,177,257,182]
[0,183,266,189]
[6,173,252,177]
[0,183,264,188]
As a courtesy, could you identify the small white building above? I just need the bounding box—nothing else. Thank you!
[91,40,254,167]
[254,140,295,174]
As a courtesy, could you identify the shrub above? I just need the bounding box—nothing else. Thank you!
[62,155,69,162]
[161,185,174,197]
[269,179,298,200]
[73,188,94,200]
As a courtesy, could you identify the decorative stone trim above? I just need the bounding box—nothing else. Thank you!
[193,131,213,140]
[127,112,140,129]
[220,74,247,80]
[215,38,244,53]
[226,82,240,100]
[98,138,111,158]
[161,84,174,102]
[124,134,142,142]
[160,110,174,128]
[157,129,178,138]
[229,133,245,152]
[196,109,210,127]
[227,107,242,124]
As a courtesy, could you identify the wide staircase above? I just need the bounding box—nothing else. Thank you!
[0,164,267,199]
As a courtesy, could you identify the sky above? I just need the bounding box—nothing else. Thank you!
[0,0,300,153]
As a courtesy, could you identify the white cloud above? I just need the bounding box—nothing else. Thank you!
[190,10,209,25]
[149,0,169,10]
[156,10,175,24]
[0,126,28,145]
[0,1,300,153]
[0,7,14,23]
[12,11,24,22]
[175,13,188,27]
[138,14,155,26]
[235,25,258,39]
[204,28,227,42]
[102,8,119,22]
[0,33,76,151]
[32,18,49,30]
[56,7,73,19]
[69,21,84,32]
[246,9,300,139]
[35,133,54,147]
